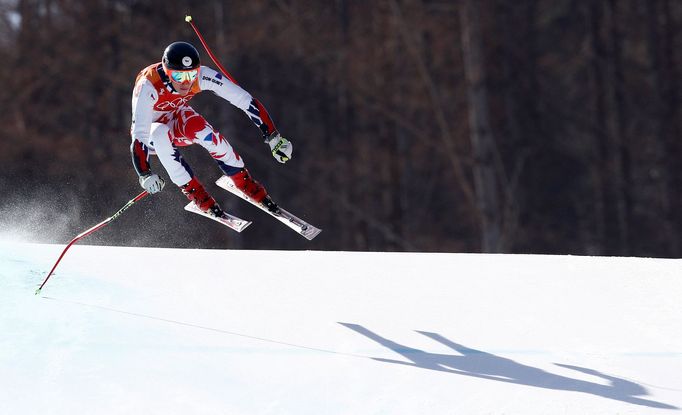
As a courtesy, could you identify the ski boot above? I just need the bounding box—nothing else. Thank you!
[181,177,223,217]
[228,168,280,214]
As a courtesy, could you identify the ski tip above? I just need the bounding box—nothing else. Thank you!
[185,15,193,23]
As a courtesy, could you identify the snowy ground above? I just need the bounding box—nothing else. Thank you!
[1,240,680,414]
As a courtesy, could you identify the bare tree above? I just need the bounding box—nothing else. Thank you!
[459,0,503,252]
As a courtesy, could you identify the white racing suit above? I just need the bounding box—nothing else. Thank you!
[130,63,277,186]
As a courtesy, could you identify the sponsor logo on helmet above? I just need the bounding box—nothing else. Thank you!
[182,56,193,67]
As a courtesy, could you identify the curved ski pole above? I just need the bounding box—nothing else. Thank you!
[35,191,149,295]
[185,15,240,85]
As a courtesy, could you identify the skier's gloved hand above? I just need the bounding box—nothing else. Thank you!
[266,132,292,164]
[139,173,165,194]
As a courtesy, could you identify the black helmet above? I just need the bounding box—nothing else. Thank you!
[162,41,200,71]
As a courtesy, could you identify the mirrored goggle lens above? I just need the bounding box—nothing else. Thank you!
[170,69,198,83]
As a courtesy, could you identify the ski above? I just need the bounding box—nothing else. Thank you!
[215,175,322,240]
[184,202,252,232]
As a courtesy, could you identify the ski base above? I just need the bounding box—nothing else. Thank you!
[215,175,322,240]
[184,202,252,233]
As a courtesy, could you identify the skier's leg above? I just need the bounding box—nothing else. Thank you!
[172,107,244,173]
[151,121,221,216]
[203,135,274,208]
[174,107,276,209]
[149,122,193,186]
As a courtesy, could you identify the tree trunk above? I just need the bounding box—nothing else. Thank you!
[645,0,678,256]
[460,0,502,252]
[587,0,608,255]
[605,0,631,255]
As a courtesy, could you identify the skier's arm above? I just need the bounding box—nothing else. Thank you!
[130,79,165,193]
[130,79,157,174]
[199,66,292,163]
[198,66,275,135]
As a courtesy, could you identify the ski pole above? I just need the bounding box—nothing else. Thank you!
[35,191,149,295]
[185,15,240,85]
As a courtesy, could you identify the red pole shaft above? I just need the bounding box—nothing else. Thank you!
[185,15,240,85]
[35,191,149,295]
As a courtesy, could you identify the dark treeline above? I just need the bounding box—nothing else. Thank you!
[0,0,679,257]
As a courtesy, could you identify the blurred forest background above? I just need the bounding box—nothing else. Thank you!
[0,0,679,257]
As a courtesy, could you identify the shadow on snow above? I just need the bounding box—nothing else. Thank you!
[339,322,677,410]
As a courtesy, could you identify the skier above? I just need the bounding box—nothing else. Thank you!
[130,41,292,217]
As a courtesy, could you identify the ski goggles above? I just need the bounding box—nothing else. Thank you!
[168,69,199,84]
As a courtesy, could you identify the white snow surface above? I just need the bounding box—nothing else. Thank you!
[1,240,681,414]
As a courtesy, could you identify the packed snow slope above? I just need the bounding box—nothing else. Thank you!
[1,240,680,415]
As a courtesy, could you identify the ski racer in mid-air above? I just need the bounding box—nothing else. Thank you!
[130,41,292,217]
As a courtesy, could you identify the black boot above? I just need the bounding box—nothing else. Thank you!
[261,196,280,214]
[209,203,224,218]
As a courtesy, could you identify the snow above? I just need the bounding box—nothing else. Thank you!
[1,240,680,414]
